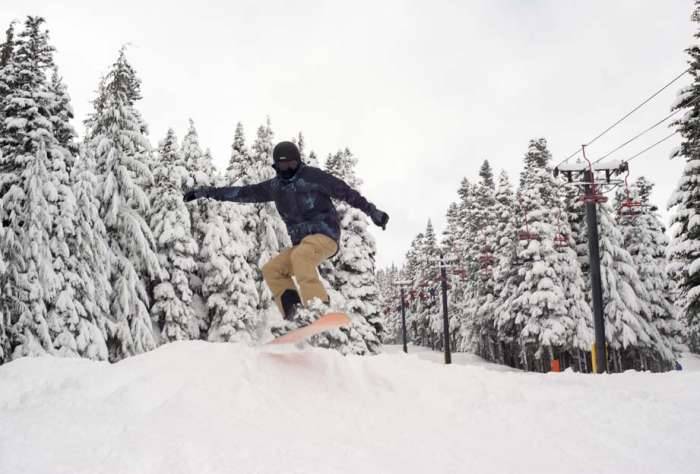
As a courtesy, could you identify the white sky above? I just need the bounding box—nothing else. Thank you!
[1,0,696,268]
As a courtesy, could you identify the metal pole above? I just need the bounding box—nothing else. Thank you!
[400,286,408,353]
[583,166,607,374]
[440,254,452,365]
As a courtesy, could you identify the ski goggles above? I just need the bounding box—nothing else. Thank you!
[275,160,299,171]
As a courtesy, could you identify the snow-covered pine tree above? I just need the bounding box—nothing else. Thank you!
[468,160,499,360]
[0,21,15,361]
[562,170,590,291]
[491,171,519,365]
[615,177,682,369]
[179,118,214,332]
[307,150,320,167]
[10,142,60,357]
[200,202,259,343]
[376,264,402,343]
[667,2,700,354]
[84,47,161,361]
[0,21,18,131]
[149,129,200,342]
[244,118,289,321]
[549,178,594,371]
[410,220,442,350]
[44,60,109,360]
[319,148,383,354]
[0,20,16,357]
[497,139,591,372]
[594,201,668,372]
[64,146,111,360]
[509,142,570,372]
[182,119,216,189]
[47,66,78,169]
[0,17,85,359]
[441,202,460,253]
[400,231,424,342]
[454,177,481,352]
[0,20,31,360]
[455,177,477,270]
[225,122,249,184]
[294,131,307,162]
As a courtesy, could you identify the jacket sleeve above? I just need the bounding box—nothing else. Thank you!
[207,180,274,203]
[312,169,377,215]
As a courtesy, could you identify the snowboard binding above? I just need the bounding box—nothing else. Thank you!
[281,289,302,321]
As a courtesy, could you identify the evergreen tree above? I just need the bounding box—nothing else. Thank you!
[407,221,442,349]
[479,160,495,188]
[589,202,664,371]
[294,131,307,162]
[0,21,17,128]
[617,177,682,368]
[0,21,16,362]
[509,155,569,371]
[84,48,161,360]
[496,139,590,371]
[181,118,211,188]
[519,138,552,186]
[320,148,383,354]
[180,118,214,302]
[468,160,498,360]
[10,142,60,357]
[549,180,594,370]
[200,203,259,343]
[667,1,700,353]
[47,66,78,167]
[245,118,289,320]
[0,17,90,360]
[64,147,111,360]
[1,16,56,189]
[307,150,320,167]
[150,129,200,342]
[376,265,402,343]
[225,122,249,184]
[441,202,460,252]
[491,171,521,366]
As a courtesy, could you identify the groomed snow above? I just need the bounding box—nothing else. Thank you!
[1,343,699,474]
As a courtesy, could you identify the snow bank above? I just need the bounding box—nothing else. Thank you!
[1,342,699,474]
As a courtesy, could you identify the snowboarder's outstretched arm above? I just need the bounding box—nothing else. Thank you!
[308,168,390,230]
[183,180,274,204]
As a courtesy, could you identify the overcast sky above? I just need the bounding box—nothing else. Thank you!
[2,1,696,268]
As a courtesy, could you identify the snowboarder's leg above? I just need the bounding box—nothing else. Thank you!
[261,247,298,317]
[290,234,338,306]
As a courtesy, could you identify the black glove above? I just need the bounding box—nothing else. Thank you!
[183,186,211,202]
[370,208,389,230]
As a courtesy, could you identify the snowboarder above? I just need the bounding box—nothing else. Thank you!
[183,141,389,322]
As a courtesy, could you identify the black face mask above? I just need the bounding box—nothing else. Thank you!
[274,160,300,179]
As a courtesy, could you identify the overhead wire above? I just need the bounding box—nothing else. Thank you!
[623,131,679,164]
[553,68,690,168]
[590,93,699,164]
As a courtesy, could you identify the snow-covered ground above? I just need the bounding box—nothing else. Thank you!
[1,343,699,474]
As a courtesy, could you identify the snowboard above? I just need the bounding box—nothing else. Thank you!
[267,312,351,345]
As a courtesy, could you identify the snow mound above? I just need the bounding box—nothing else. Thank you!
[1,342,699,474]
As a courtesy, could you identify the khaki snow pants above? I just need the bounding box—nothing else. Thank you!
[261,233,338,315]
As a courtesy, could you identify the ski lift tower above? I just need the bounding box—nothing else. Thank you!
[437,253,459,365]
[553,146,626,374]
[394,279,412,353]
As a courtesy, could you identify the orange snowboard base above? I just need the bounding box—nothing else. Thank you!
[268,312,351,345]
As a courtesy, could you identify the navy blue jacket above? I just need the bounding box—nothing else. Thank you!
[207,164,377,246]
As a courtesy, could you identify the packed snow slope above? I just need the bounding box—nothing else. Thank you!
[1,343,699,474]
